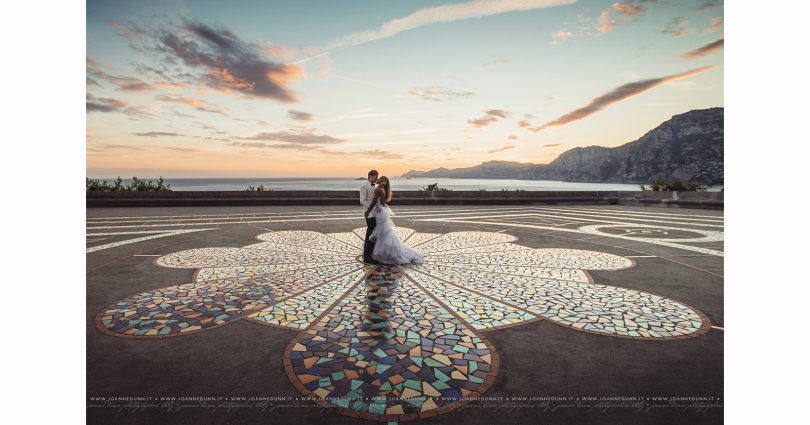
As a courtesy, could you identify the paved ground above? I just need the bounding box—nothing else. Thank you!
[86,205,723,425]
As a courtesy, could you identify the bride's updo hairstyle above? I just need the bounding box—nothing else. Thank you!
[378,176,393,203]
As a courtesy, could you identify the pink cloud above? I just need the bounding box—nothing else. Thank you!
[682,39,724,59]
[525,66,717,133]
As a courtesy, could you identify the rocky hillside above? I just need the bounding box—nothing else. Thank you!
[401,107,724,185]
[401,161,536,179]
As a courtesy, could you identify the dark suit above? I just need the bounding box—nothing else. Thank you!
[363,216,377,262]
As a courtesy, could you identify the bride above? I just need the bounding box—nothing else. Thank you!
[363,176,424,265]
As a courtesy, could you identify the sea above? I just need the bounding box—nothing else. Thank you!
[93,177,724,192]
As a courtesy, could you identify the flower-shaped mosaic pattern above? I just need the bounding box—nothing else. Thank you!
[96,228,711,421]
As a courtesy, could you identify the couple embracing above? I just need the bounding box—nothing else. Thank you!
[359,170,423,266]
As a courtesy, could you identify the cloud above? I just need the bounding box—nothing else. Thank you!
[408,85,476,101]
[697,0,722,11]
[134,132,184,137]
[353,150,406,160]
[107,20,139,41]
[507,135,519,140]
[229,142,281,148]
[611,2,643,17]
[524,66,716,133]
[86,95,127,113]
[102,144,145,150]
[326,0,575,49]
[314,149,406,160]
[322,108,389,123]
[261,44,298,60]
[134,20,303,102]
[132,62,195,87]
[239,129,346,145]
[489,145,515,153]
[544,143,561,147]
[229,142,403,159]
[194,122,217,131]
[468,116,498,127]
[597,11,616,33]
[86,56,154,92]
[288,110,315,121]
[662,17,693,37]
[551,30,574,45]
[517,120,531,128]
[704,17,723,33]
[485,109,510,118]
[164,147,199,152]
[468,109,511,128]
[155,95,228,114]
[86,93,150,117]
[554,1,654,42]
[682,39,724,58]
[169,109,196,118]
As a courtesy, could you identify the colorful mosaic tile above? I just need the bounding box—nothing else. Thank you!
[412,231,517,253]
[248,268,368,329]
[257,230,359,254]
[157,247,354,268]
[407,271,536,330]
[421,262,591,283]
[412,265,705,338]
[419,248,634,269]
[194,262,348,282]
[97,227,711,421]
[285,267,497,419]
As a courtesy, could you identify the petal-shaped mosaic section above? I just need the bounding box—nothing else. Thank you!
[422,248,632,269]
[243,242,346,255]
[405,270,537,330]
[326,232,365,249]
[157,247,354,268]
[194,262,349,282]
[96,279,272,337]
[439,243,533,255]
[422,263,591,283]
[247,268,369,329]
[413,265,708,339]
[413,232,518,253]
[256,231,358,254]
[97,263,365,338]
[401,232,442,247]
[284,267,498,420]
[528,249,635,270]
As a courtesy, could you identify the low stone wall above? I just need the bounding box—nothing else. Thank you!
[86,190,723,209]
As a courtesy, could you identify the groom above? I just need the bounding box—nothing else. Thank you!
[360,169,380,264]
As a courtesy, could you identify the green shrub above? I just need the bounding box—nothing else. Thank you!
[639,178,707,192]
[420,183,452,192]
[86,176,172,192]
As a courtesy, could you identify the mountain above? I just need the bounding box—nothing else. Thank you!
[401,107,724,185]
[401,161,535,179]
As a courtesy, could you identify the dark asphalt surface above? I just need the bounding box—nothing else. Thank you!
[87,205,723,425]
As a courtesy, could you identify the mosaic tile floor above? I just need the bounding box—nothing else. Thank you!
[96,227,711,421]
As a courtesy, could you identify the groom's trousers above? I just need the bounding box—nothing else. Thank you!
[363,217,377,261]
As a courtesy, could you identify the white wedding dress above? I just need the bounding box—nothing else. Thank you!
[369,200,424,265]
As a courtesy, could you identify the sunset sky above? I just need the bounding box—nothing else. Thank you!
[86,0,724,178]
